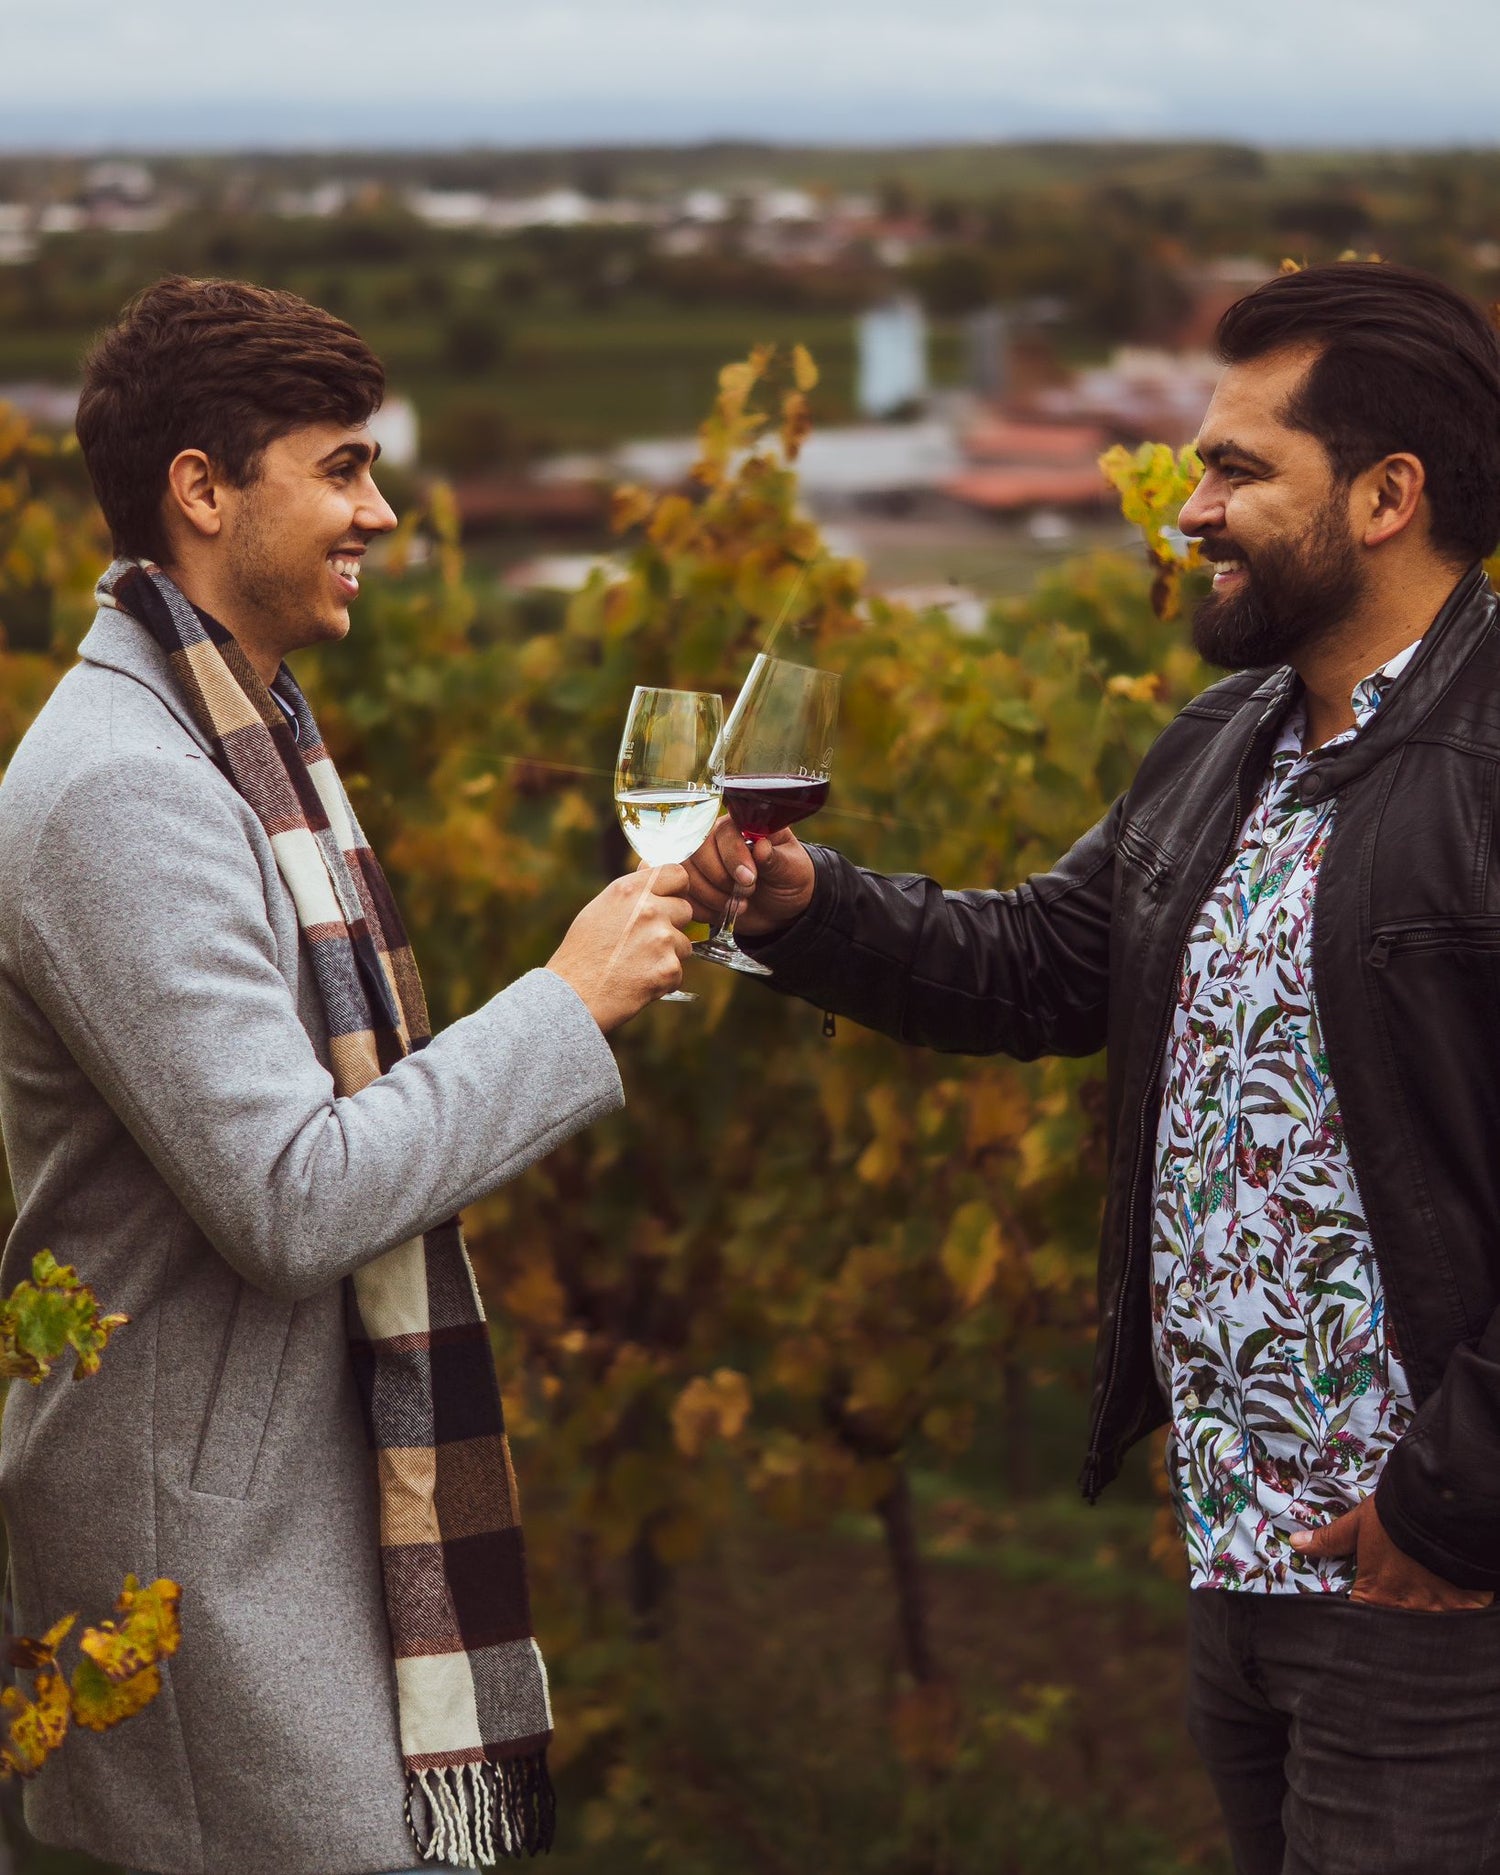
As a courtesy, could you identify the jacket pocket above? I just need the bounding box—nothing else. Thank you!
[1368,916,1500,967]
[189,1281,295,1500]
[1116,821,1176,896]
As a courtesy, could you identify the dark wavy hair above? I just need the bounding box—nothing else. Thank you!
[1215,262,1500,566]
[77,275,385,563]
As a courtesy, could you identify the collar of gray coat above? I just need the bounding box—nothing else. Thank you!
[78,605,217,756]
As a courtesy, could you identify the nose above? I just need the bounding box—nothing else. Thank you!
[359,476,399,535]
[1177,469,1220,538]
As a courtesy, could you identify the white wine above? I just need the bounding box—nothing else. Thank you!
[615,787,720,866]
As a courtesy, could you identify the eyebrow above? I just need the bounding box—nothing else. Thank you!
[1198,437,1273,473]
[317,439,382,468]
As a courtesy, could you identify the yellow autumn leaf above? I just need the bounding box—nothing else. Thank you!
[855,1082,910,1187]
[1106,672,1166,704]
[5,1610,76,1671]
[78,1575,181,1685]
[940,1200,1005,1309]
[69,1656,162,1734]
[792,343,819,392]
[1,1662,72,1776]
[500,1256,569,1332]
[550,788,596,837]
[779,390,812,463]
[609,483,655,534]
[671,1368,752,1457]
[0,1250,129,1384]
[964,1075,1031,1155]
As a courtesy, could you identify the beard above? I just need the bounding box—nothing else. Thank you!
[1191,495,1367,671]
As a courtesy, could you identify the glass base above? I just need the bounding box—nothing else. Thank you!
[693,936,772,978]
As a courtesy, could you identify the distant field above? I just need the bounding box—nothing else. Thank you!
[0,300,963,450]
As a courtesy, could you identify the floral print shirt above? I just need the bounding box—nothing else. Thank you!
[1151,645,1421,1593]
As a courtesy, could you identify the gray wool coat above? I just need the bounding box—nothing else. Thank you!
[0,608,625,1874]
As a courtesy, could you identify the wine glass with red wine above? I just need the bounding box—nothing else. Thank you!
[696,654,841,977]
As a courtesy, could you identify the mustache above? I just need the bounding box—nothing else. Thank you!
[1198,537,1249,566]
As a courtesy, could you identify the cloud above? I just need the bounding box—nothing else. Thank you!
[0,0,1491,146]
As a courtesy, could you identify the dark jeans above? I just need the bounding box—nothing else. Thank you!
[1187,1587,1500,1875]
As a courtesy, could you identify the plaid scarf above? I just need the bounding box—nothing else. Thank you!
[95,559,555,1866]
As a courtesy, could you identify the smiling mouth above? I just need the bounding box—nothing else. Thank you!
[329,553,363,600]
[1206,554,1247,589]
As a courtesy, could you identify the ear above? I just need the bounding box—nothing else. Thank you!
[163,449,224,545]
[1359,452,1426,550]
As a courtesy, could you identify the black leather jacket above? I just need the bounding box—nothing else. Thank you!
[758,565,1500,1589]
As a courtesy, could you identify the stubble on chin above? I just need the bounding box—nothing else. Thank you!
[224,507,343,659]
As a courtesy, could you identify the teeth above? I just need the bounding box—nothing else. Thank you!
[331,556,361,585]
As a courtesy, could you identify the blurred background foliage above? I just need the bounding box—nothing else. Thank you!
[0,346,1239,1873]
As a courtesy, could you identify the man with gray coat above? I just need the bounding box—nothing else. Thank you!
[0,276,693,1874]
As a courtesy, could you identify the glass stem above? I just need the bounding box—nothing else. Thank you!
[715,838,754,949]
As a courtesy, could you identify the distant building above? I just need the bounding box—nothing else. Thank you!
[406,189,491,229]
[84,161,154,203]
[274,182,352,219]
[964,307,1009,400]
[613,419,962,514]
[1172,256,1275,350]
[502,553,621,594]
[939,464,1110,518]
[36,204,85,236]
[751,187,819,225]
[0,205,35,266]
[878,582,990,635]
[857,298,928,419]
[406,186,650,234]
[1027,346,1223,446]
[680,189,730,224]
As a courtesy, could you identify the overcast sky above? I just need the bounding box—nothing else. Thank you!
[0,0,1494,149]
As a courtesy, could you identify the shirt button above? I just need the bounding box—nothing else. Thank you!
[1176,1280,1193,1300]
[1184,1390,1200,1410]
[1301,775,1324,803]
[1185,1166,1202,1187]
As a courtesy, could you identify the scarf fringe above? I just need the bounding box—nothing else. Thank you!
[408,1755,557,1864]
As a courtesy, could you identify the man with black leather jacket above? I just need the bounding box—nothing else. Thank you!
[685,262,1500,1875]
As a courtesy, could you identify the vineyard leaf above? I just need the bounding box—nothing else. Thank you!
[0,1661,72,1776]
[5,1611,76,1672]
[940,1200,1004,1310]
[78,1575,182,1683]
[0,1250,129,1384]
[671,1369,752,1458]
[69,1655,162,1734]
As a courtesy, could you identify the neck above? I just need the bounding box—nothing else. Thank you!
[157,558,283,687]
[1293,559,1467,750]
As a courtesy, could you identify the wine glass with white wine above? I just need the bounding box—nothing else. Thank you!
[614,685,724,1003]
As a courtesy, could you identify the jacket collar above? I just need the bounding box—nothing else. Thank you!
[1239,565,1497,800]
[77,604,216,755]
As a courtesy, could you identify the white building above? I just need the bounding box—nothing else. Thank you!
[858,298,929,418]
[0,205,35,266]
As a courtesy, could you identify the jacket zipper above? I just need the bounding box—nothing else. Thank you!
[1367,920,1500,967]
[1081,694,1280,1501]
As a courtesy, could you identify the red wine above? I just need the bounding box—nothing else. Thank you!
[722,774,829,840]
